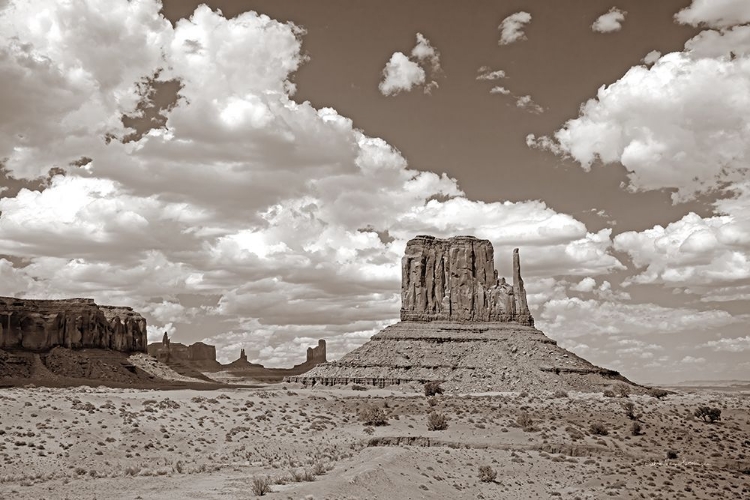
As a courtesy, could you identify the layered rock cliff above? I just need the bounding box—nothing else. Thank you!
[0,297,147,353]
[400,235,533,325]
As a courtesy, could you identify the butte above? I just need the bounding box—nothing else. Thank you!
[287,235,640,393]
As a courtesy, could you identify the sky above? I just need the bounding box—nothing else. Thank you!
[1,0,749,384]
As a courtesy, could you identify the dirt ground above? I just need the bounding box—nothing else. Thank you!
[0,384,748,499]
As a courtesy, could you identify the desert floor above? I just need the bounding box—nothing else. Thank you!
[0,384,748,499]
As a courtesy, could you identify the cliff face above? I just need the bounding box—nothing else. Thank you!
[400,235,533,325]
[0,297,147,353]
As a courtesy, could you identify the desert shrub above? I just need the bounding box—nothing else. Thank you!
[666,450,678,460]
[694,406,721,423]
[351,384,368,391]
[312,462,326,476]
[552,390,568,399]
[518,391,529,398]
[358,405,388,426]
[648,388,669,399]
[517,411,534,431]
[615,384,631,398]
[427,412,448,431]
[478,465,497,483]
[424,381,444,397]
[602,390,615,398]
[589,423,609,436]
[251,476,272,496]
[622,402,641,420]
[427,397,438,407]
[631,422,642,436]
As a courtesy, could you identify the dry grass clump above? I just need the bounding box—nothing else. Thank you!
[623,402,641,420]
[424,382,444,397]
[517,411,535,432]
[478,465,497,483]
[631,421,642,436]
[427,412,448,431]
[251,475,271,496]
[694,406,721,423]
[358,405,388,426]
[589,423,609,436]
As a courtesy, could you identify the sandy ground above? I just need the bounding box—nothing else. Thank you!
[0,385,748,499]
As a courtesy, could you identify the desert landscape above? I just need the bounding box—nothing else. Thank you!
[1,236,748,499]
[2,0,750,498]
[0,384,748,499]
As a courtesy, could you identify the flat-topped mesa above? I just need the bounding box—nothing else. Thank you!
[400,235,533,325]
[0,297,147,353]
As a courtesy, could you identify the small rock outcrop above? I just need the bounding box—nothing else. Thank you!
[0,297,147,353]
[400,235,532,325]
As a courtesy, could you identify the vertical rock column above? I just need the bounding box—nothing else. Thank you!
[512,248,533,326]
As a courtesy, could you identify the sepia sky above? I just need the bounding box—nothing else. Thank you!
[1,0,749,383]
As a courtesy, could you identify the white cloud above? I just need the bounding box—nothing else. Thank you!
[592,7,627,33]
[571,277,596,292]
[379,52,425,96]
[537,297,739,340]
[614,182,750,288]
[701,335,750,352]
[490,86,511,95]
[411,32,441,74]
[476,68,506,80]
[516,95,544,113]
[675,0,750,28]
[680,355,706,364]
[499,11,532,45]
[642,50,662,65]
[528,26,750,202]
[379,33,441,96]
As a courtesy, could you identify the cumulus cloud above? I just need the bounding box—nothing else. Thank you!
[378,52,425,96]
[592,7,627,33]
[490,86,511,95]
[476,67,506,80]
[701,335,750,352]
[0,0,627,366]
[528,24,750,202]
[642,50,662,65]
[571,277,596,293]
[515,95,544,113]
[675,0,750,28]
[614,182,750,289]
[499,11,532,45]
[379,33,441,96]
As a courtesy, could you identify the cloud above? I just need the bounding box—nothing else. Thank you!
[675,0,750,28]
[490,86,511,95]
[476,67,506,80]
[499,12,532,45]
[411,32,441,74]
[642,50,662,65]
[614,182,750,289]
[379,33,441,96]
[592,7,627,33]
[680,355,706,364]
[378,52,425,96]
[571,277,596,293]
[516,95,544,113]
[701,335,750,352]
[528,25,750,202]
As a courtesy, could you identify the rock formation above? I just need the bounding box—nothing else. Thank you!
[400,235,532,325]
[287,235,640,393]
[305,339,326,366]
[0,297,147,353]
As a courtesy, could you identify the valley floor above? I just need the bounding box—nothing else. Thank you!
[0,385,748,499]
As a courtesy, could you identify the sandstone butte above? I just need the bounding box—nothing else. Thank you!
[287,235,641,393]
